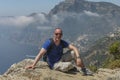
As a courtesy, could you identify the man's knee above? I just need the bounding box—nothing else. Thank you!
[61,50,75,62]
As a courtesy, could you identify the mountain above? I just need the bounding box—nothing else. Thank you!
[49,0,120,17]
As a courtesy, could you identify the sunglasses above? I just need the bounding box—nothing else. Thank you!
[55,33,62,35]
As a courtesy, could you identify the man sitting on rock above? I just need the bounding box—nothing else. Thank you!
[25,28,91,75]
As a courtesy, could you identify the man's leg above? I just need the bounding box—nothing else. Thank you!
[53,62,74,72]
[60,50,91,75]
[61,50,75,62]
[61,50,85,68]
[53,50,75,72]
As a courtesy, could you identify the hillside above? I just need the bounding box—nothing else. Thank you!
[84,30,120,67]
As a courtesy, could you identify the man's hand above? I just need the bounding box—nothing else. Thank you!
[76,58,84,68]
[25,65,35,69]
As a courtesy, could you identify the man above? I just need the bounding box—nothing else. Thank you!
[25,28,88,75]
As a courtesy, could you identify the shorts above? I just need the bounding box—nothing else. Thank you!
[53,51,76,72]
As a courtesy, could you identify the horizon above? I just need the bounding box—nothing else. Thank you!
[0,0,120,16]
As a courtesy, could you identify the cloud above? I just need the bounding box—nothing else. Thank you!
[50,15,64,26]
[36,26,53,30]
[32,13,48,24]
[84,10,100,17]
[0,11,100,28]
[0,16,34,27]
[50,11,101,26]
[0,13,48,27]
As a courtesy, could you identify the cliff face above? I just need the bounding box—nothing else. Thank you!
[0,59,120,80]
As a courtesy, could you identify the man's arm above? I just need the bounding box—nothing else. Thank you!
[68,44,80,58]
[25,48,47,69]
[68,44,85,67]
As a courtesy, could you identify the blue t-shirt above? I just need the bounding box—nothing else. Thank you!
[42,39,69,68]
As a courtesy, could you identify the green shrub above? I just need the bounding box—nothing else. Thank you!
[109,41,120,59]
[108,60,120,69]
[102,57,112,68]
[88,65,97,72]
[102,59,120,69]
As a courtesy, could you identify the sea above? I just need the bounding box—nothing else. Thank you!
[0,35,39,74]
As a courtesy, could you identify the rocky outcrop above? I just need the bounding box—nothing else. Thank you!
[0,59,120,80]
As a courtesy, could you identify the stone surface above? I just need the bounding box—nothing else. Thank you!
[0,59,120,80]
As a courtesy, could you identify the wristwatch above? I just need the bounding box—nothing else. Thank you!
[76,56,80,59]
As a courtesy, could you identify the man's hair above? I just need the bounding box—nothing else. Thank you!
[54,28,63,34]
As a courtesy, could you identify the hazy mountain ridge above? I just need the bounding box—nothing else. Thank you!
[49,0,120,17]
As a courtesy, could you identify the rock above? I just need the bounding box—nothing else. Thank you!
[95,68,120,80]
[0,59,120,80]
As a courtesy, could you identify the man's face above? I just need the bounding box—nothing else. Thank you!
[54,29,62,41]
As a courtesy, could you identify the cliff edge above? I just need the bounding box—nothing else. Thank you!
[0,59,120,80]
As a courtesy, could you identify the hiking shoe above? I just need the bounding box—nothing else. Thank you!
[85,68,93,76]
[79,68,93,76]
[79,68,87,76]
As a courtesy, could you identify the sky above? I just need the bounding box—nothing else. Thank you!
[0,0,120,16]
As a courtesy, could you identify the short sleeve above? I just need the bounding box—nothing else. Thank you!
[42,39,51,50]
[61,40,69,48]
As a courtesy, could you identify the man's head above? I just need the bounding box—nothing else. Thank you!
[53,28,63,41]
